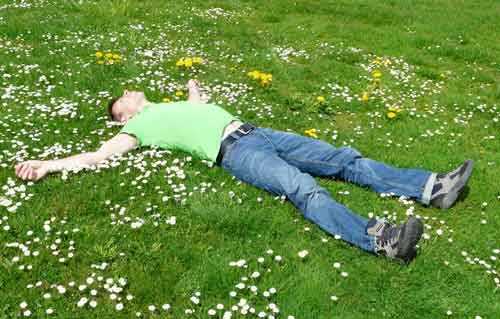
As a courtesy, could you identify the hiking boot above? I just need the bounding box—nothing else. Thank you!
[367,217,424,264]
[430,160,474,210]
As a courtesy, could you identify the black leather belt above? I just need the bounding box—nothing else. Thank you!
[216,122,256,166]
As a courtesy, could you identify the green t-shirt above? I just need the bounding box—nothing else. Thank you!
[119,101,240,162]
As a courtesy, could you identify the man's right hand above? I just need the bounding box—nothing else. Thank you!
[15,160,49,182]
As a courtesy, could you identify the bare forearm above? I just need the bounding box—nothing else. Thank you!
[188,91,201,103]
[15,134,136,182]
[45,152,101,173]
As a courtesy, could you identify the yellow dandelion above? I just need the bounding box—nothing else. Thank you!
[387,112,397,119]
[263,73,272,81]
[305,129,318,138]
[175,90,184,97]
[112,53,121,60]
[361,92,369,102]
[372,70,382,78]
[316,96,326,103]
[162,97,171,103]
[193,57,203,64]
[105,52,113,59]
[176,59,185,67]
[107,59,115,64]
[97,60,104,64]
[95,51,103,58]
[184,58,193,68]
[248,70,261,80]
[388,106,397,112]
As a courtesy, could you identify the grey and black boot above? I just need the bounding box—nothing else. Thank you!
[366,217,424,265]
[430,160,474,210]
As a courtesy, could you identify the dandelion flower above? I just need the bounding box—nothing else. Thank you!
[361,92,369,102]
[371,70,382,78]
[247,70,260,80]
[184,58,193,68]
[304,129,318,138]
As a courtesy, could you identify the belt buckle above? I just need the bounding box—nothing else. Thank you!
[237,124,252,135]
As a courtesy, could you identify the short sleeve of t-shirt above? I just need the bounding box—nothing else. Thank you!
[120,117,144,147]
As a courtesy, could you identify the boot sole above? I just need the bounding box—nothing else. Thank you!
[439,160,474,210]
[395,217,424,264]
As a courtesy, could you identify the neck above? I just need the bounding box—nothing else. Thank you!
[136,99,151,113]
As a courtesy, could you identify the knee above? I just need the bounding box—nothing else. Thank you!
[284,172,313,193]
[285,173,326,207]
[340,147,363,161]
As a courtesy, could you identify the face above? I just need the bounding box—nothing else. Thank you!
[112,90,147,123]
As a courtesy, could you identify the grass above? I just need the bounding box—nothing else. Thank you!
[0,0,499,318]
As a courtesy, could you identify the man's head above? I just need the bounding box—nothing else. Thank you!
[107,90,148,123]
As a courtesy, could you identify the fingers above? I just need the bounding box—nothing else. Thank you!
[22,166,33,180]
[15,162,27,175]
[16,163,33,180]
[19,164,29,179]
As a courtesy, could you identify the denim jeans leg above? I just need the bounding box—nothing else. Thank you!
[257,128,434,204]
[220,130,376,252]
[339,158,433,203]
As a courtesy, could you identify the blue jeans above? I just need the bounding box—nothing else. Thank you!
[220,127,436,252]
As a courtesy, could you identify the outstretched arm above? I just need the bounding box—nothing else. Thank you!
[14,133,137,182]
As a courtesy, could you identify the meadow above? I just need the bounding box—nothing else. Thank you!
[0,0,499,318]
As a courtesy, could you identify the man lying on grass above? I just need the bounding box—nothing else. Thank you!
[14,79,474,264]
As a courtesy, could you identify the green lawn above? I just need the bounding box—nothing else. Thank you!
[0,0,499,318]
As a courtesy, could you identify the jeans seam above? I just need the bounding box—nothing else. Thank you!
[278,154,341,169]
[255,129,278,152]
